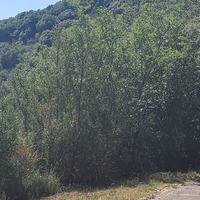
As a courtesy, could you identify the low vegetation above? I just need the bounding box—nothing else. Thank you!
[40,172,200,200]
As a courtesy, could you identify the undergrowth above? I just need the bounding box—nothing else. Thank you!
[40,171,200,200]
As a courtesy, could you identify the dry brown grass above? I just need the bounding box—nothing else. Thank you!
[39,171,200,200]
[40,182,162,200]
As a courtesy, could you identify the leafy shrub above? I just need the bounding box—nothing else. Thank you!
[5,135,60,199]
[0,193,6,200]
[23,170,60,199]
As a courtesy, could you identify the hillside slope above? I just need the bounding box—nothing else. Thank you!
[0,0,138,70]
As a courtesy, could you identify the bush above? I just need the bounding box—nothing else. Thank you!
[4,169,60,200]
[0,193,6,200]
[4,135,60,199]
[23,170,60,199]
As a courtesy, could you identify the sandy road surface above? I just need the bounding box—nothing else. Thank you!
[153,182,200,200]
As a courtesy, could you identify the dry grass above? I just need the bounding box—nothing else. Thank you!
[39,171,200,200]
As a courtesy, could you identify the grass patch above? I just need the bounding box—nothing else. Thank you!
[148,171,200,183]
[39,171,200,200]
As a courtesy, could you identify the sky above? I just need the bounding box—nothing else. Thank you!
[0,0,60,20]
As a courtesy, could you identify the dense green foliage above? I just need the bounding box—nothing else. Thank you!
[1,0,200,199]
[0,0,135,70]
[0,0,75,70]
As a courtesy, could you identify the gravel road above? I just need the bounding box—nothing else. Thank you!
[153,182,200,200]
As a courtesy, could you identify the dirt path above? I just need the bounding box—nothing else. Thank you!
[153,182,200,200]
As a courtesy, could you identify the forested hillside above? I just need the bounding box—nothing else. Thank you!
[1,0,200,199]
[0,0,136,70]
